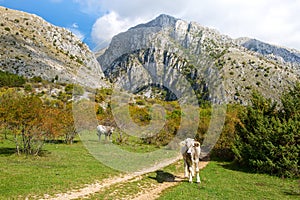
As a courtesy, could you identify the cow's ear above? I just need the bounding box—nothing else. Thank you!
[180,141,186,146]
[194,142,200,147]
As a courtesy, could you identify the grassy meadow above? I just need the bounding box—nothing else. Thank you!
[0,89,299,199]
[0,137,299,199]
[159,162,300,200]
[0,138,119,199]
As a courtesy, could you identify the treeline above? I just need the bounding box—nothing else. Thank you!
[0,71,26,87]
[94,86,299,178]
[0,79,298,178]
[0,88,76,155]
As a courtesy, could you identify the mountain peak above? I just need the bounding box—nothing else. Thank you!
[131,14,178,30]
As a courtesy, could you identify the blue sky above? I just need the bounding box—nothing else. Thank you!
[0,0,103,49]
[1,0,299,51]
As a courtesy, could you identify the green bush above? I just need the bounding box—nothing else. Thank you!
[211,104,244,161]
[30,76,43,83]
[0,71,25,87]
[24,84,32,92]
[232,90,300,178]
[95,88,113,103]
[65,84,84,96]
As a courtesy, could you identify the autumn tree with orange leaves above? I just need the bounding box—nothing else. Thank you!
[0,89,77,155]
[0,89,45,155]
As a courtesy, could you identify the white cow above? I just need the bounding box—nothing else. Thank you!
[180,138,201,183]
[96,125,114,142]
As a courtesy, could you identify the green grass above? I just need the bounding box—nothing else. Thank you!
[88,160,299,200]
[0,138,119,199]
[158,162,300,200]
[1,137,299,200]
[79,130,179,173]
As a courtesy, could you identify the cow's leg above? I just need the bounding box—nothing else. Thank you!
[189,166,194,177]
[108,132,112,142]
[98,132,101,141]
[184,160,189,178]
[195,161,201,183]
[188,168,193,183]
[105,133,107,142]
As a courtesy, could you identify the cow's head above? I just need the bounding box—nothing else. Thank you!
[180,138,200,154]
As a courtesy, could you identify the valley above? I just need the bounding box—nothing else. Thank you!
[0,6,299,200]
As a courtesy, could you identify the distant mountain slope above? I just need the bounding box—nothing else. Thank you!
[97,14,299,104]
[0,6,107,88]
[237,37,300,64]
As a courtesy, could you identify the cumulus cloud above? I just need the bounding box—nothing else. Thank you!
[78,0,300,50]
[90,11,146,50]
[73,0,104,16]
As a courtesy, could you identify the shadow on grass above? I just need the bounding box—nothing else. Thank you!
[284,190,300,197]
[0,147,51,157]
[208,154,253,174]
[283,180,300,197]
[149,170,178,183]
[45,139,79,144]
[0,147,16,156]
[38,149,51,157]
[218,161,256,174]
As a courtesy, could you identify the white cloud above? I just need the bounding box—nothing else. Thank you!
[71,29,85,41]
[91,11,145,50]
[71,23,79,29]
[67,23,85,41]
[73,0,104,15]
[78,0,300,50]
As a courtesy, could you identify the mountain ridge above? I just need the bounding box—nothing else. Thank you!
[0,7,299,103]
[237,38,300,64]
[130,14,178,30]
[0,6,108,88]
[97,14,299,104]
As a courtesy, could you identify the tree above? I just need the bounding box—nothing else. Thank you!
[61,104,77,144]
[232,91,299,178]
[41,106,63,140]
[41,101,77,144]
[0,89,45,155]
[281,82,300,119]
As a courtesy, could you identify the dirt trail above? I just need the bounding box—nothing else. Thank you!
[130,161,209,200]
[42,155,182,200]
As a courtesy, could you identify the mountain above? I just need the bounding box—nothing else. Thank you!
[1,7,298,102]
[97,14,300,104]
[0,6,107,88]
[237,38,300,64]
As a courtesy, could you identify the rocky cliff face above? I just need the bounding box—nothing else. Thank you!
[97,14,299,104]
[237,38,300,65]
[0,6,107,88]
